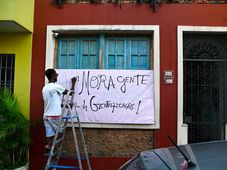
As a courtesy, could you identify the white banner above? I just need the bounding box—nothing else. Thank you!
[56,69,154,124]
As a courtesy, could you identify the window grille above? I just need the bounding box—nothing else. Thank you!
[0,54,15,92]
[183,34,227,143]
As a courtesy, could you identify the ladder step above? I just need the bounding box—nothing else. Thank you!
[45,150,58,157]
[60,125,67,131]
[48,164,80,169]
[44,153,88,161]
[54,137,64,144]
[62,116,77,119]
[59,155,88,160]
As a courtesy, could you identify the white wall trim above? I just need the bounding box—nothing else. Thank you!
[46,25,160,129]
[177,26,227,144]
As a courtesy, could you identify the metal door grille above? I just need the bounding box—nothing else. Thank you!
[0,54,15,92]
[183,34,227,143]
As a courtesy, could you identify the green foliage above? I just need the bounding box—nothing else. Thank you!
[0,89,30,169]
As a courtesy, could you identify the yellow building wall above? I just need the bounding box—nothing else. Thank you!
[0,0,34,32]
[0,33,32,119]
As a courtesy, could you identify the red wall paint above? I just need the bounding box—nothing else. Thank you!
[30,1,227,169]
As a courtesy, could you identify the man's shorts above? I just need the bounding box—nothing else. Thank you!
[44,116,61,137]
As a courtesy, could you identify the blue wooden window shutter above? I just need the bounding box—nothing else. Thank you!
[58,37,99,69]
[105,37,150,70]
[80,38,99,69]
[105,38,126,69]
[129,38,150,70]
[58,36,150,70]
[58,38,77,69]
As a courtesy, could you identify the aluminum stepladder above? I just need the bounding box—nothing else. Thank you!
[45,90,91,170]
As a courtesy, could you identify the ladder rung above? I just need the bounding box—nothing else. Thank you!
[63,116,77,119]
[44,150,58,157]
[48,164,80,169]
[54,137,64,144]
[60,125,67,131]
[59,155,88,160]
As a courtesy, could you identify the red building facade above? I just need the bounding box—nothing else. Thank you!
[30,1,227,169]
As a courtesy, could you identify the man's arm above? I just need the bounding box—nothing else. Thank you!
[62,77,77,95]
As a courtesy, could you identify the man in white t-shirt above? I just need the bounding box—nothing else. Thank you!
[42,69,76,150]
